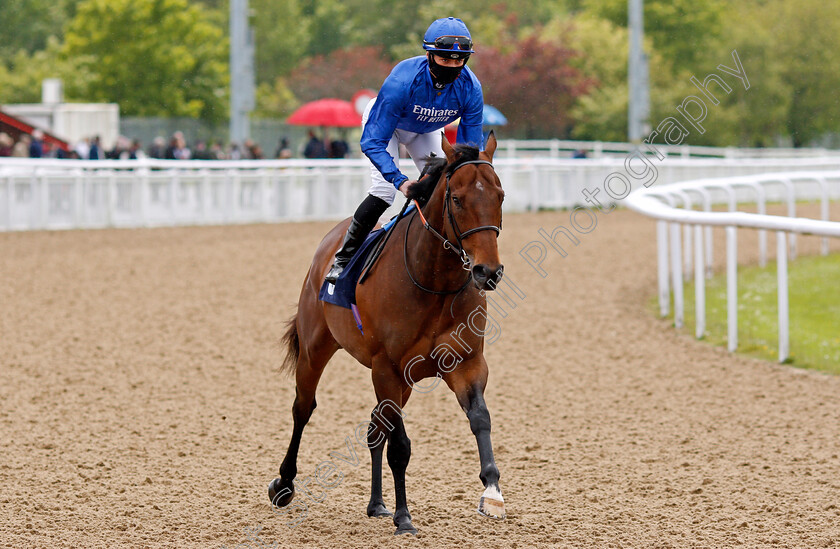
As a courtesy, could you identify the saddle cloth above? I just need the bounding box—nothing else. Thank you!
[318,227,387,309]
[317,202,415,309]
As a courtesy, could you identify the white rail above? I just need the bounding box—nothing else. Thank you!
[4,157,840,232]
[496,139,840,159]
[625,170,840,362]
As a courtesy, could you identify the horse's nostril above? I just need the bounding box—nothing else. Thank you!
[472,264,492,283]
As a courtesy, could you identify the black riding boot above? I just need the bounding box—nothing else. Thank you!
[325,194,390,283]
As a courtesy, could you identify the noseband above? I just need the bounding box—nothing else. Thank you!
[405,159,502,295]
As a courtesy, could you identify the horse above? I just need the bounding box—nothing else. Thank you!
[269,132,506,535]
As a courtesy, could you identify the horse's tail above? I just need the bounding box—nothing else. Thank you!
[280,313,300,377]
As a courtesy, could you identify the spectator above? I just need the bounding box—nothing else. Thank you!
[148,136,166,158]
[74,138,91,160]
[303,130,327,159]
[12,135,30,157]
[29,130,44,158]
[241,138,254,159]
[275,137,292,159]
[245,139,264,159]
[210,141,225,159]
[89,136,102,160]
[165,131,190,159]
[107,136,132,159]
[129,140,145,160]
[192,140,215,160]
[0,133,13,157]
[329,134,350,159]
[228,142,242,160]
[572,149,588,159]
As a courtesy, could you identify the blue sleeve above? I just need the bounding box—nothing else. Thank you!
[456,82,484,149]
[360,76,410,188]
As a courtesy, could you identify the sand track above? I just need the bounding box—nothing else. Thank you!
[1,209,839,548]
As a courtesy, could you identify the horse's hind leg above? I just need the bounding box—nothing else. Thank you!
[268,314,338,509]
[366,386,412,519]
[368,360,416,535]
[366,409,392,518]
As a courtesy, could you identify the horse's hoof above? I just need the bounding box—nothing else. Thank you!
[394,523,418,536]
[477,485,506,519]
[367,502,393,518]
[268,478,294,508]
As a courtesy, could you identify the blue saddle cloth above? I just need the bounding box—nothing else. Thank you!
[318,228,386,309]
[318,202,416,310]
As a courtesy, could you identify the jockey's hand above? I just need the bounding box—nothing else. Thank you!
[399,179,417,198]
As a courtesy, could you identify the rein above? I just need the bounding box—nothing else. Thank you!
[405,159,502,295]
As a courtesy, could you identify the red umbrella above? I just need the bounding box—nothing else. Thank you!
[286,98,363,127]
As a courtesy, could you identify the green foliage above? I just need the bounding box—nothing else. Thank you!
[556,15,630,141]
[4,0,840,143]
[300,0,353,57]
[763,0,840,146]
[0,38,95,105]
[250,0,309,81]
[0,0,79,64]
[253,78,299,119]
[62,0,229,122]
[583,0,727,69]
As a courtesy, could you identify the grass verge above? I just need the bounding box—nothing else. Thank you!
[660,254,840,374]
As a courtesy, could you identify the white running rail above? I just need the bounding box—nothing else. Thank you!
[4,157,840,232]
[625,171,840,362]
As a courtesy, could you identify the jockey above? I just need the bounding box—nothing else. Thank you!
[324,17,484,283]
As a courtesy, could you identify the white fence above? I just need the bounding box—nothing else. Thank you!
[3,156,840,232]
[625,170,840,362]
[496,139,840,159]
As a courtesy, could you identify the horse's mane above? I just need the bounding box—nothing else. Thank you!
[407,144,481,206]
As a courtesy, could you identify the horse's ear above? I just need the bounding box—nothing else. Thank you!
[483,130,497,162]
[441,132,457,163]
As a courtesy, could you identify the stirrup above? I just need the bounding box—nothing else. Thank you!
[324,262,345,284]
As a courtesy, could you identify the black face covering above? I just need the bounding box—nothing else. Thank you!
[428,53,467,87]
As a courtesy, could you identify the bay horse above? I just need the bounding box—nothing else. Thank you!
[269,132,505,535]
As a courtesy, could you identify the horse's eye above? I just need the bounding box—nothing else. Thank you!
[452,196,462,208]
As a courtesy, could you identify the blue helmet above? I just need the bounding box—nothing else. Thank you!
[423,17,474,59]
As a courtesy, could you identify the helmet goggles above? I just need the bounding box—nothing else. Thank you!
[424,35,474,59]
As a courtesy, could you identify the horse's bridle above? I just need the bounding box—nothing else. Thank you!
[405,159,502,295]
[417,160,502,269]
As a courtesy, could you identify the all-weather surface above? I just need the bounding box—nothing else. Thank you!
[1,208,839,548]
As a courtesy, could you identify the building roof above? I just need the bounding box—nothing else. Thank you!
[0,109,70,151]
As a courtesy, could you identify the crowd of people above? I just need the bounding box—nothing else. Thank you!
[0,130,352,160]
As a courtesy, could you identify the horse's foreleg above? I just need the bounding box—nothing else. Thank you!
[447,359,505,520]
[465,387,505,519]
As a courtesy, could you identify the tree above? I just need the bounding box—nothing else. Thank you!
[0,0,79,65]
[62,0,228,122]
[766,0,840,146]
[250,0,309,82]
[286,46,394,104]
[583,0,726,69]
[0,39,95,105]
[470,35,594,138]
